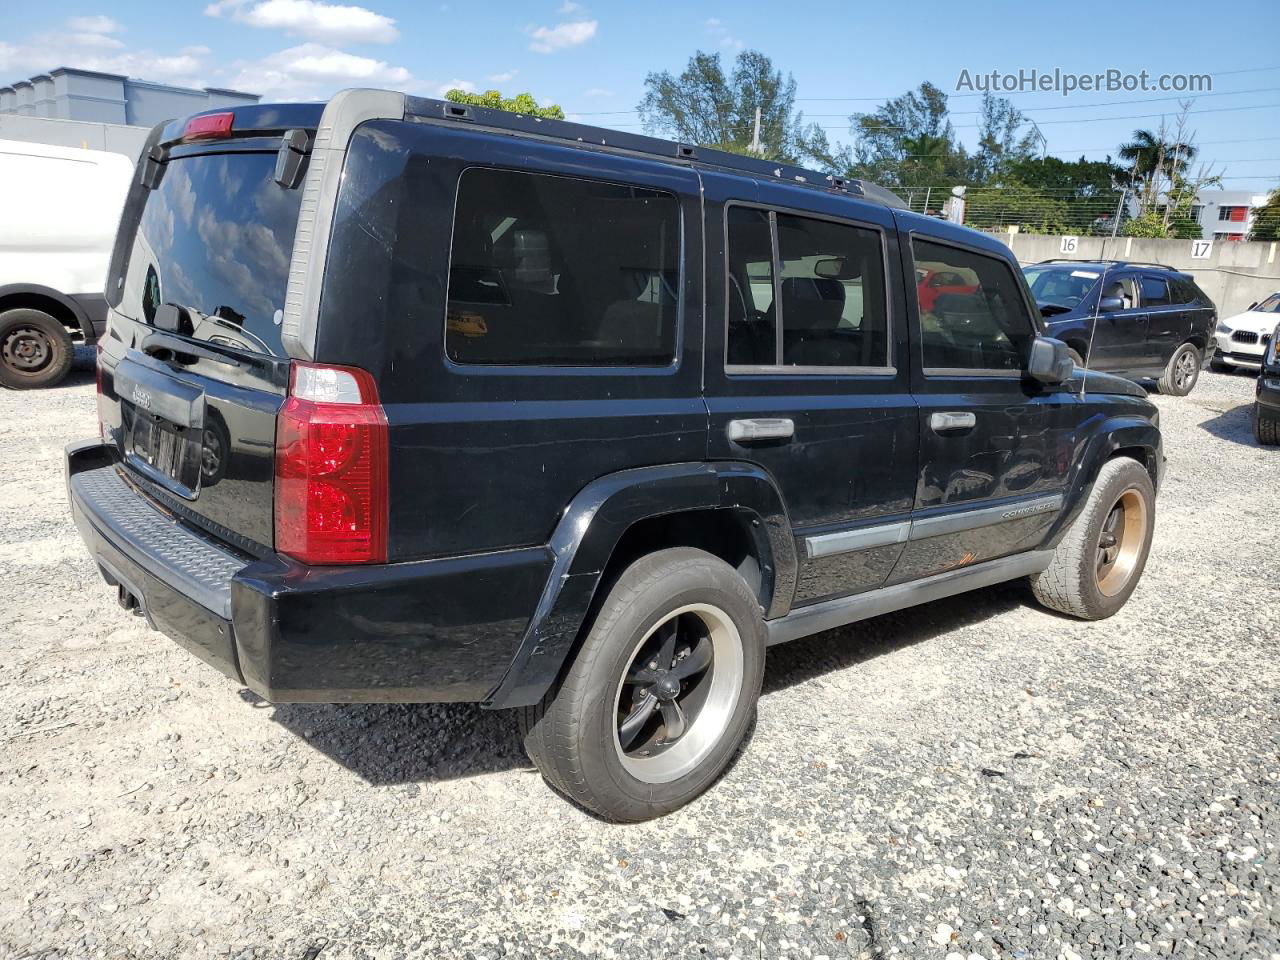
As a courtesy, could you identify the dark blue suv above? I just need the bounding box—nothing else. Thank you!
[1023,260,1216,396]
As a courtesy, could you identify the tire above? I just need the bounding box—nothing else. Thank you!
[1157,342,1201,396]
[1256,407,1280,446]
[520,547,766,822]
[1209,356,1230,373]
[1030,457,1155,620]
[0,308,74,389]
[1066,347,1086,370]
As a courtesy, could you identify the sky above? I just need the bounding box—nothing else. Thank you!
[2,0,1278,192]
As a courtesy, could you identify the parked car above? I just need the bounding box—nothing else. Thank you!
[1254,321,1280,445]
[0,138,133,388]
[1021,259,1216,396]
[1212,292,1280,372]
[68,92,1163,821]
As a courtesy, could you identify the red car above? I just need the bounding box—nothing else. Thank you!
[917,268,979,313]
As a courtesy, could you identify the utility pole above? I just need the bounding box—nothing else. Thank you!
[750,106,762,155]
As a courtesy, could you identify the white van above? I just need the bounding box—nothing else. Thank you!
[0,139,133,387]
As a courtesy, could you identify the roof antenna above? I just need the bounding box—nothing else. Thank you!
[1081,188,1128,399]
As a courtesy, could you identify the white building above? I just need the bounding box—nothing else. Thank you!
[1188,190,1270,243]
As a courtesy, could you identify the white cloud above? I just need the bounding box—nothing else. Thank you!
[67,15,123,33]
[527,19,597,53]
[487,70,517,85]
[0,18,209,85]
[558,1,583,12]
[705,17,743,52]
[229,42,412,99]
[207,0,398,44]
[582,87,613,97]
[435,78,475,97]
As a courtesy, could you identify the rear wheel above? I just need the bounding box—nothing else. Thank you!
[1030,457,1155,620]
[520,548,765,822]
[1255,406,1280,446]
[1208,356,1231,373]
[1066,347,1086,369]
[1157,342,1201,396]
[0,308,73,389]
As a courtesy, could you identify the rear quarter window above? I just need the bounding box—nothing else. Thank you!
[444,168,680,366]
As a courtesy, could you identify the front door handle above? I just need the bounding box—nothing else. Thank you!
[930,411,976,433]
[727,418,795,442]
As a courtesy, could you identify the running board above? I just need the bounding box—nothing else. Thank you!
[766,550,1053,646]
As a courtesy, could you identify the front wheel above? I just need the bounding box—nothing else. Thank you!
[1157,342,1201,396]
[1030,457,1155,620]
[1256,406,1280,446]
[520,548,765,822]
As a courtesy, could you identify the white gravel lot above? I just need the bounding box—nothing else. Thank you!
[1,351,1277,960]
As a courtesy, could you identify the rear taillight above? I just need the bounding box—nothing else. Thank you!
[274,362,388,565]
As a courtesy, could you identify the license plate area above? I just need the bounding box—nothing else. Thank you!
[125,409,203,498]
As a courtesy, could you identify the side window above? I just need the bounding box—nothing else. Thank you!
[1140,276,1171,308]
[1101,275,1138,309]
[775,213,888,368]
[912,238,1034,373]
[726,205,889,369]
[445,168,680,366]
[726,207,775,366]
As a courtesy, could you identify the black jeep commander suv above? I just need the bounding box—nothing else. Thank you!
[68,91,1164,821]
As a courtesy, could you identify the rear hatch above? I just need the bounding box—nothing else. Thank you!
[99,106,322,556]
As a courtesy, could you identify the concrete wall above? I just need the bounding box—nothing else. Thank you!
[0,114,150,163]
[995,232,1280,318]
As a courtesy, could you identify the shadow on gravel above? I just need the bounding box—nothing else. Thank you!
[762,581,1027,695]
[264,581,1029,788]
[259,697,534,786]
[1199,401,1260,448]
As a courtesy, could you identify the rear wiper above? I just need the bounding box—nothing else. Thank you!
[141,330,242,369]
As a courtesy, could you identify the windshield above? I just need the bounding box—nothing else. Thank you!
[116,151,301,357]
[1022,265,1101,308]
[1253,293,1280,314]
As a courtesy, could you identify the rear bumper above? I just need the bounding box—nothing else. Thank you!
[66,441,551,703]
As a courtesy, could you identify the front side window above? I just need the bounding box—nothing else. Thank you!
[912,239,1033,373]
[445,168,679,366]
[1100,276,1139,309]
[1140,277,1171,307]
[726,206,889,369]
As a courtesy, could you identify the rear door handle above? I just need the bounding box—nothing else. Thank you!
[727,418,795,442]
[929,411,976,433]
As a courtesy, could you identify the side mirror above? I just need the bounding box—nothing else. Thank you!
[1098,296,1125,312]
[1028,336,1074,384]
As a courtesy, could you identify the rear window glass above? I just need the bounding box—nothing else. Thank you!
[445,168,680,366]
[116,152,301,357]
[1140,277,1171,307]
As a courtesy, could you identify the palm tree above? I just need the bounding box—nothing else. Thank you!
[1119,129,1198,211]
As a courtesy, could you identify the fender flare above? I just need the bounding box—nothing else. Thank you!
[1046,412,1162,546]
[0,283,95,341]
[483,460,796,710]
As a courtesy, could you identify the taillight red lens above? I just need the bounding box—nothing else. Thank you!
[274,362,388,565]
[183,112,234,141]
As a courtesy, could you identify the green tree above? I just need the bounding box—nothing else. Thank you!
[1121,211,1170,238]
[444,88,564,120]
[963,183,1067,234]
[637,50,829,164]
[1002,154,1127,234]
[970,93,1039,183]
[1250,189,1280,242]
[847,82,968,188]
[1118,127,1197,213]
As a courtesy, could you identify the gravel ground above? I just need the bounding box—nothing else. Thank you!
[1,352,1277,960]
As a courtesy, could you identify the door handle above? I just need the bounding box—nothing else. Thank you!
[727,418,795,442]
[929,411,976,433]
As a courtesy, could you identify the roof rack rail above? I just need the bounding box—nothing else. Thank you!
[1035,257,1179,271]
[403,94,906,209]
